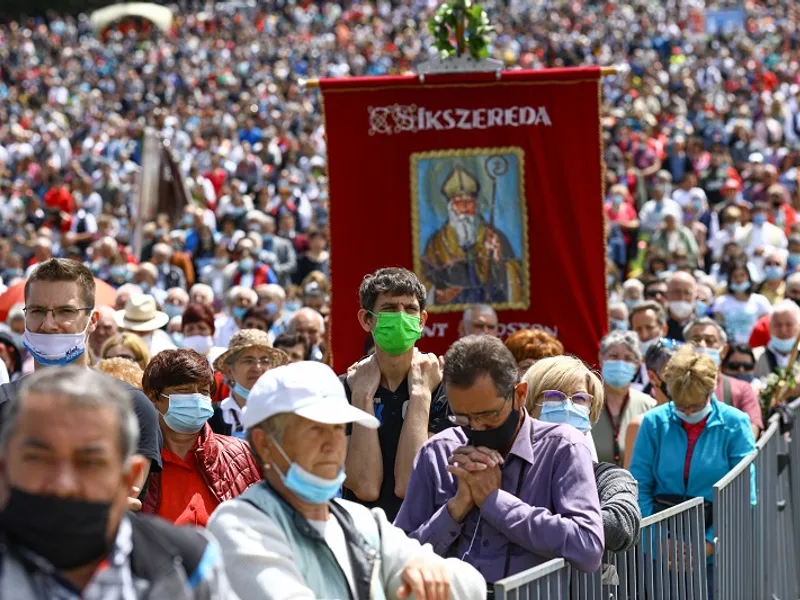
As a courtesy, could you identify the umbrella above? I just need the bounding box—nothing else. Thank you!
[0,277,118,323]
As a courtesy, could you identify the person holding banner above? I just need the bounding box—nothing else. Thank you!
[341,268,448,521]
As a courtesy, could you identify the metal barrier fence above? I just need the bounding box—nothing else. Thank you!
[495,404,800,600]
[494,497,708,600]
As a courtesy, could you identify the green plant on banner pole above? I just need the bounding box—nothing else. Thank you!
[428,0,494,60]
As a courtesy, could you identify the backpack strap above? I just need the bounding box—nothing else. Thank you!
[722,376,732,405]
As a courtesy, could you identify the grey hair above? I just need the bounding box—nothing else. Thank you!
[599,330,642,363]
[190,283,215,303]
[622,279,644,294]
[228,286,258,305]
[771,299,800,324]
[462,304,497,323]
[786,272,800,287]
[683,317,728,345]
[644,341,676,377]
[246,413,293,473]
[609,301,629,320]
[0,367,139,461]
[444,335,518,398]
[629,300,667,327]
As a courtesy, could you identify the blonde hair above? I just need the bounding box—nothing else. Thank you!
[662,346,717,408]
[96,357,144,390]
[99,332,152,372]
[524,355,604,424]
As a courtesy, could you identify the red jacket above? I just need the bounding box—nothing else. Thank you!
[231,264,274,287]
[142,423,260,514]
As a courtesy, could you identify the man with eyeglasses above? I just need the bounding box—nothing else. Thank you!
[210,329,289,438]
[0,258,163,509]
[629,301,668,391]
[395,335,603,589]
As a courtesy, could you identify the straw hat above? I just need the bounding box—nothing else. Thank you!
[114,294,169,332]
[213,328,289,372]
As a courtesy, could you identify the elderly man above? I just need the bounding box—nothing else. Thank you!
[255,283,291,340]
[395,335,603,584]
[684,317,763,437]
[341,268,447,521]
[759,250,788,304]
[258,213,297,287]
[665,271,697,341]
[89,305,118,359]
[0,367,233,598]
[115,282,144,311]
[189,283,215,308]
[215,286,258,348]
[151,243,188,291]
[622,278,644,309]
[164,287,190,320]
[750,272,800,348]
[458,304,499,337]
[629,301,669,392]
[755,300,800,379]
[207,361,485,600]
[287,307,326,362]
[609,301,629,331]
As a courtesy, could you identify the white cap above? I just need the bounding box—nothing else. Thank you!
[242,362,380,430]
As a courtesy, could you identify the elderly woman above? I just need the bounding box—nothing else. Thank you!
[524,355,641,552]
[100,331,151,372]
[629,345,756,598]
[504,328,564,379]
[623,338,679,469]
[596,330,656,466]
[97,356,145,389]
[142,349,260,526]
[180,303,225,360]
[210,329,288,438]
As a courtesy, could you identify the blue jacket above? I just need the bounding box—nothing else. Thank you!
[629,397,755,543]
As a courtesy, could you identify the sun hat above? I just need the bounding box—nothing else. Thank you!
[241,361,379,430]
[114,294,169,332]
[213,328,288,372]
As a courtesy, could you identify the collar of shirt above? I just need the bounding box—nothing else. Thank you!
[220,395,244,428]
[505,412,535,465]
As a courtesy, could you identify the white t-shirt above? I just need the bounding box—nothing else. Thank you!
[712,293,772,344]
[307,517,357,599]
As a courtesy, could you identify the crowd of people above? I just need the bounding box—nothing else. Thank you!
[0,0,799,597]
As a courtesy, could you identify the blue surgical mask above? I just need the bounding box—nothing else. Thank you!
[170,332,184,347]
[624,299,638,310]
[696,300,709,316]
[538,401,592,433]
[110,266,128,280]
[752,213,767,226]
[233,382,250,401]
[611,319,629,332]
[265,302,279,316]
[764,265,784,281]
[271,438,346,504]
[789,253,800,269]
[285,301,301,313]
[769,336,796,355]
[729,281,750,293]
[696,346,721,366]
[728,372,754,383]
[674,401,712,424]
[239,258,255,273]
[23,325,89,367]
[602,360,638,388]
[164,304,184,319]
[161,393,213,434]
[232,306,248,320]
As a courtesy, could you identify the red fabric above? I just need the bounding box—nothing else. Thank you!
[213,371,230,404]
[769,204,798,236]
[320,68,606,371]
[748,314,771,348]
[231,264,274,287]
[682,415,709,482]
[43,186,74,214]
[142,423,260,519]
[156,446,220,526]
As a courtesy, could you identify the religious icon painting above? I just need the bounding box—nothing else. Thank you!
[411,146,530,313]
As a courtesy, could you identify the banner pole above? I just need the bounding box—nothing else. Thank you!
[299,65,621,89]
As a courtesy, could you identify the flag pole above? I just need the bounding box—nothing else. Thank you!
[770,328,800,407]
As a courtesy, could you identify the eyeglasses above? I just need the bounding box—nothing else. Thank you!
[238,357,276,368]
[537,389,593,408]
[724,361,754,372]
[645,290,666,299]
[24,306,93,326]
[448,394,512,428]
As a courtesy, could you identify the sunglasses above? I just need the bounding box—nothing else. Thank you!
[645,290,666,298]
[724,361,754,372]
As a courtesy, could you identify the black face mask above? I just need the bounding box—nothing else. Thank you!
[463,405,521,451]
[727,372,755,383]
[0,486,112,570]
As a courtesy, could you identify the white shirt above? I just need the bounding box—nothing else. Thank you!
[712,293,772,344]
[639,198,684,233]
[214,314,240,348]
[220,395,246,434]
[0,359,8,385]
[307,517,357,599]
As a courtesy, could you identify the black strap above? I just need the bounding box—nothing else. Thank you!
[128,514,206,583]
[722,376,732,405]
[766,350,779,374]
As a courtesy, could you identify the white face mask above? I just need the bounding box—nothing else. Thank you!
[182,335,214,355]
[23,320,91,366]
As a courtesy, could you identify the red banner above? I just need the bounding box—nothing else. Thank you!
[321,68,607,373]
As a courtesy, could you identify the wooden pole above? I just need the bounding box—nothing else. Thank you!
[298,65,620,89]
[769,327,800,407]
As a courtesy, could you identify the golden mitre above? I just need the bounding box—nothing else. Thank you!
[441,166,480,199]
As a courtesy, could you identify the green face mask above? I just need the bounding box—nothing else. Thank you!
[369,311,422,355]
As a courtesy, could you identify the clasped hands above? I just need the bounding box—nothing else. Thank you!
[446,446,504,522]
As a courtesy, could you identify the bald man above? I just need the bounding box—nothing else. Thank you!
[665,271,697,341]
[287,307,325,361]
[89,305,119,359]
[458,304,499,337]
